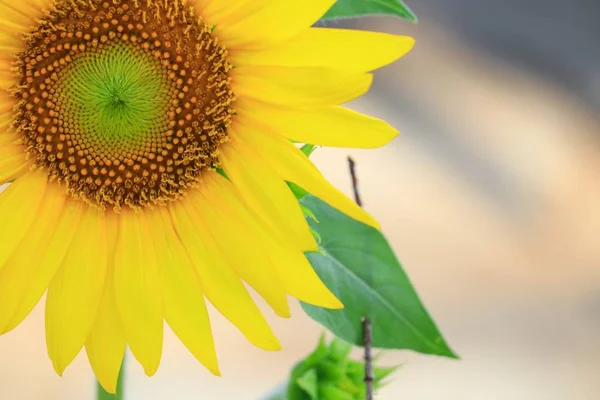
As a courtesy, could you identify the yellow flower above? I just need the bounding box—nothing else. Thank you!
[0,0,413,393]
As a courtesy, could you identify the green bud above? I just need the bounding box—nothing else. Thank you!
[285,335,399,400]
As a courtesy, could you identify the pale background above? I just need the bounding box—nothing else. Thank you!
[1,1,600,399]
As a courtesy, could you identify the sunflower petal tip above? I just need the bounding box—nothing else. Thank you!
[51,361,66,377]
[315,292,344,310]
[209,364,222,377]
[142,361,161,377]
[98,381,118,395]
[268,341,283,352]
[314,292,345,310]
[330,298,344,310]
[362,213,382,231]
[258,334,282,352]
[393,35,416,59]
[375,125,400,148]
[271,300,292,318]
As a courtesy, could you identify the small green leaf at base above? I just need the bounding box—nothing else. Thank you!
[322,0,417,22]
[300,195,457,358]
[285,336,400,400]
[296,369,319,400]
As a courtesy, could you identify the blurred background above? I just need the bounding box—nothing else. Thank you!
[1,1,600,399]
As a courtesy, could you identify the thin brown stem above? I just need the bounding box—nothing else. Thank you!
[348,157,373,400]
[362,317,375,400]
[347,157,363,207]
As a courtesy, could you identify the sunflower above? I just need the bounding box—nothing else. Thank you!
[0,0,413,393]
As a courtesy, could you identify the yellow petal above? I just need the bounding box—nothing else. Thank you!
[0,85,16,113]
[149,208,220,375]
[0,153,29,185]
[230,28,415,73]
[218,0,335,50]
[204,172,342,309]
[0,0,54,69]
[169,198,280,351]
[85,211,125,395]
[0,69,15,88]
[0,169,47,269]
[0,2,35,30]
[105,210,119,255]
[85,269,126,395]
[0,94,15,119]
[232,66,373,107]
[0,132,28,182]
[188,182,290,318]
[0,0,47,61]
[193,0,267,28]
[46,206,108,375]
[0,0,48,25]
[0,181,65,332]
[231,119,379,229]
[4,199,84,333]
[237,98,398,149]
[270,240,343,309]
[220,137,317,252]
[0,29,22,49]
[0,126,19,145]
[0,96,13,115]
[114,211,163,377]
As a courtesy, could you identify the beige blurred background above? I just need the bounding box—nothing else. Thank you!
[2,1,600,399]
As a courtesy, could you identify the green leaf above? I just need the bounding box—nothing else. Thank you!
[215,167,228,179]
[345,361,364,381]
[296,369,319,400]
[287,335,328,400]
[317,359,347,382]
[319,384,354,400]
[300,195,456,358]
[327,338,352,362]
[300,204,319,224]
[289,182,309,201]
[293,334,329,376]
[322,0,417,22]
[300,144,317,157]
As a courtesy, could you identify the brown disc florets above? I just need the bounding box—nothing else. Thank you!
[12,0,235,210]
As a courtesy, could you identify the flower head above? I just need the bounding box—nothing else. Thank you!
[0,0,413,392]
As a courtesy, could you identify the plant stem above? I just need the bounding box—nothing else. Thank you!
[347,157,363,207]
[347,157,374,400]
[362,317,374,400]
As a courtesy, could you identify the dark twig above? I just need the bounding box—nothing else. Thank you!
[362,317,375,400]
[347,157,373,400]
[347,157,363,207]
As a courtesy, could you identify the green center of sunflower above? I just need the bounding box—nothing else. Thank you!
[60,41,172,154]
[12,0,235,211]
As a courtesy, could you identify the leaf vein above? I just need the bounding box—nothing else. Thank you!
[318,246,448,354]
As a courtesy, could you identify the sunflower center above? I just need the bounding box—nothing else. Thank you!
[60,41,173,153]
[12,0,235,211]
